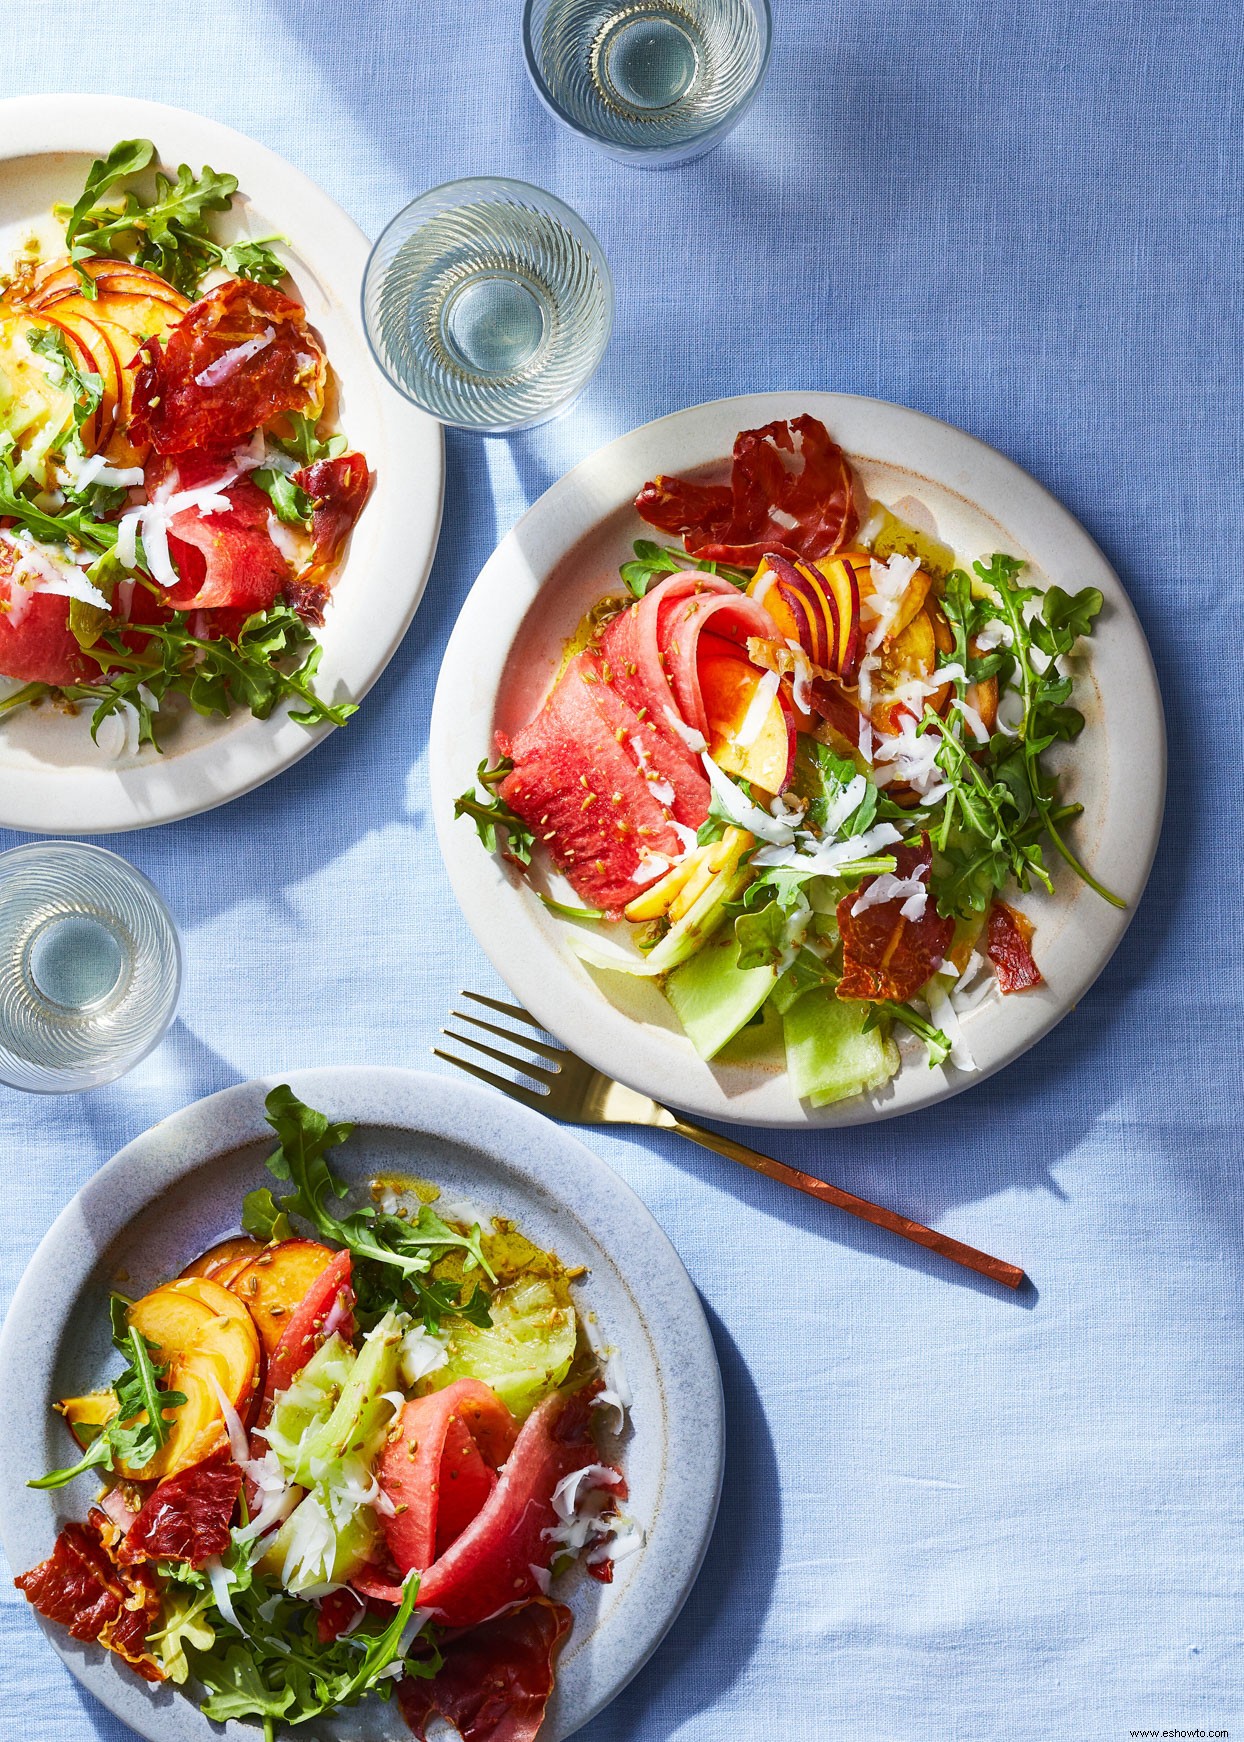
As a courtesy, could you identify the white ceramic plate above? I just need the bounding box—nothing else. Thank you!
[0,1067,722,1740]
[430,391,1166,1127]
[0,95,444,834]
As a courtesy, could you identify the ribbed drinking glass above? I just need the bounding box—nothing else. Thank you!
[362,178,613,433]
[523,0,772,166]
[0,842,181,1093]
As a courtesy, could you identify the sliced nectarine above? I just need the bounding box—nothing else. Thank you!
[28,257,189,314]
[811,555,863,682]
[127,1275,262,1478]
[227,1240,337,1359]
[42,308,122,456]
[699,636,796,795]
[181,1235,264,1289]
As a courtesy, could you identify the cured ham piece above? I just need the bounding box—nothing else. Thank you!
[636,414,858,566]
[317,1586,366,1645]
[16,1511,163,1681]
[0,540,95,686]
[151,454,291,614]
[379,1379,519,1573]
[837,836,954,1003]
[498,651,686,915]
[354,1386,600,1629]
[130,279,327,456]
[117,1445,241,1569]
[294,453,371,568]
[986,900,1043,993]
[399,1600,572,1742]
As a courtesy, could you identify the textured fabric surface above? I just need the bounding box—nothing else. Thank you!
[0,2,1241,1738]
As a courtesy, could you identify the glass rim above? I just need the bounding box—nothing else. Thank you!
[360,175,615,434]
[520,0,774,160]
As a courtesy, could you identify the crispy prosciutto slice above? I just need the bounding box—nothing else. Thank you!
[986,900,1043,993]
[837,836,954,1003]
[130,279,327,456]
[16,1511,163,1681]
[379,1379,519,1574]
[117,1444,241,1569]
[498,651,687,914]
[0,538,96,686]
[399,1600,572,1742]
[354,1386,600,1629]
[287,451,371,622]
[636,414,858,566]
[148,453,291,614]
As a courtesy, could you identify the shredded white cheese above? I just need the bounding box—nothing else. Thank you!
[195,326,276,387]
[700,753,800,845]
[851,865,928,922]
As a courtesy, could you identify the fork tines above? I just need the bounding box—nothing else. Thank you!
[434,990,564,1113]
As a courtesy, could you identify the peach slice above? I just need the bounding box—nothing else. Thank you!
[811,555,863,682]
[227,1240,337,1359]
[127,1275,262,1478]
[700,635,796,795]
[750,555,832,669]
[28,257,190,315]
[42,307,122,456]
[181,1235,264,1290]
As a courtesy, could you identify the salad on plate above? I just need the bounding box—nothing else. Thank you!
[456,413,1124,1108]
[0,138,371,752]
[14,1087,636,1741]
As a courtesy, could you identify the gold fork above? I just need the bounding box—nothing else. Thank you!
[434,991,1025,1291]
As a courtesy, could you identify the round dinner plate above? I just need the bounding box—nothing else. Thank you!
[0,1067,723,1740]
[430,391,1166,1127]
[0,95,444,834]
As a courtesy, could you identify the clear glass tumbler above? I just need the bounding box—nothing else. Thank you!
[523,0,772,167]
[362,178,614,433]
[0,842,181,1093]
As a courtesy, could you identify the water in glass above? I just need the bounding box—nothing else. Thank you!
[0,842,181,1092]
[525,0,770,164]
[363,179,613,433]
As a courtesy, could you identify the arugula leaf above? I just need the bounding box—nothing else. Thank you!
[190,1563,432,1736]
[56,137,286,298]
[260,1085,495,1331]
[862,1000,952,1067]
[273,412,348,468]
[979,555,1123,909]
[30,1320,186,1490]
[251,464,312,525]
[0,461,120,554]
[240,1185,294,1243]
[66,607,356,750]
[26,327,103,438]
[218,235,288,287]
[61,139,156,293]
[454,758,535,865]
[618,537,752,598]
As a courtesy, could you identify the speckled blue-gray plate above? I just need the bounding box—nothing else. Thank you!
[0,1067,723,1741]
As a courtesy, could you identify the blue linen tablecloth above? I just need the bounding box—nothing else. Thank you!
[1,3,1241,1738]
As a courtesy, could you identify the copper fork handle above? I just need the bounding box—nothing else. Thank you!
[662,1111,1025,1291]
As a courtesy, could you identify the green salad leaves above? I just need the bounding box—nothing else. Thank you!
[59,138,286,298]
[160,1540,434,1739]
[243,1085,494,1333]
[30,1305,186,1491]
